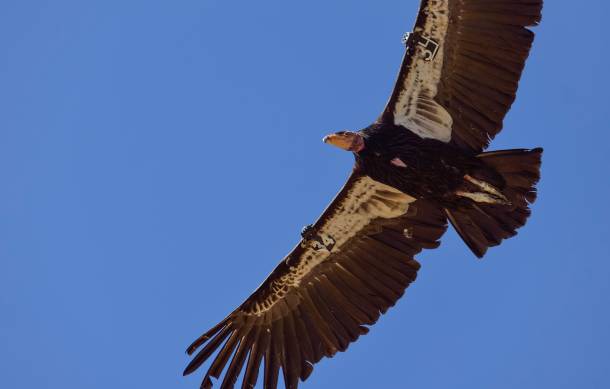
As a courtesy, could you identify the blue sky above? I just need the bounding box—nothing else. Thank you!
[1,1,609,388]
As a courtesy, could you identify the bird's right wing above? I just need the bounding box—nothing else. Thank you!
[183,172,448,389]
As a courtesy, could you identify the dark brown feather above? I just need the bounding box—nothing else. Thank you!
[184,173,447,389]
[379,0,542,152]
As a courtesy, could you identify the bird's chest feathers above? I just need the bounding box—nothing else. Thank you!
[357,147,462,200]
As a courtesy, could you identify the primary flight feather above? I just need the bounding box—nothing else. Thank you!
[183,1,544,388]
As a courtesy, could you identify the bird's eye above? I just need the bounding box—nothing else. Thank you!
[336,131,347,135]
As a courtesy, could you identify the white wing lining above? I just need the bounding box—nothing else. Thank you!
[393,0,453,142]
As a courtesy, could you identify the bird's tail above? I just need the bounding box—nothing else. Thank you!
[445,148,543,258]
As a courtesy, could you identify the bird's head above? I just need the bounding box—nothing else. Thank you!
[323,131,365,153]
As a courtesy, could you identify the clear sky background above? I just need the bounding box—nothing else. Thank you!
[1,1,609,388]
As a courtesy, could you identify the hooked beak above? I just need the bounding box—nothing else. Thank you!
[323,132,364,152]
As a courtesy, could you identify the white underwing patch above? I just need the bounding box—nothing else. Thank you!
[394,0,453,142]
[292,177,415,284]
[251,177,415,314]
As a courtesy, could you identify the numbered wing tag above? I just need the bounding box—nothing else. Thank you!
[300,225,336,253]
[402,32,439,62]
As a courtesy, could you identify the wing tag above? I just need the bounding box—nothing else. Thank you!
[300,225,336,252]
[402,32,439,61]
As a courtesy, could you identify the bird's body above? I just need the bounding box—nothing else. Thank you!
[183,1,545,388]
[330,124,542,258]
[357,123,479,203]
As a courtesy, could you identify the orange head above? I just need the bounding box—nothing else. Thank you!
[323,131,365,152]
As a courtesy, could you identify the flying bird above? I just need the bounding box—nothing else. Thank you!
[184,1,543,388]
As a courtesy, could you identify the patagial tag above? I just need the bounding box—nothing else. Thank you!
[402,32,439,61]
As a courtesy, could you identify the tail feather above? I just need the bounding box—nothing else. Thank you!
[446,148,543,258]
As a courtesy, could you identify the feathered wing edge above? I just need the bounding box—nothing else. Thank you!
[183,197,447,389]
[439,0,543,151]
[380,0,543,152]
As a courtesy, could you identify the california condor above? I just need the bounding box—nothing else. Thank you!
[184,0,544,388]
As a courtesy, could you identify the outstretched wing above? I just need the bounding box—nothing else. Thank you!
[379,0,543,152]
[183,172,447,389]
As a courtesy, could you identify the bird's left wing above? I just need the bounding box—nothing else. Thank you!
[183,172,447,389]
[378,0,543,152]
